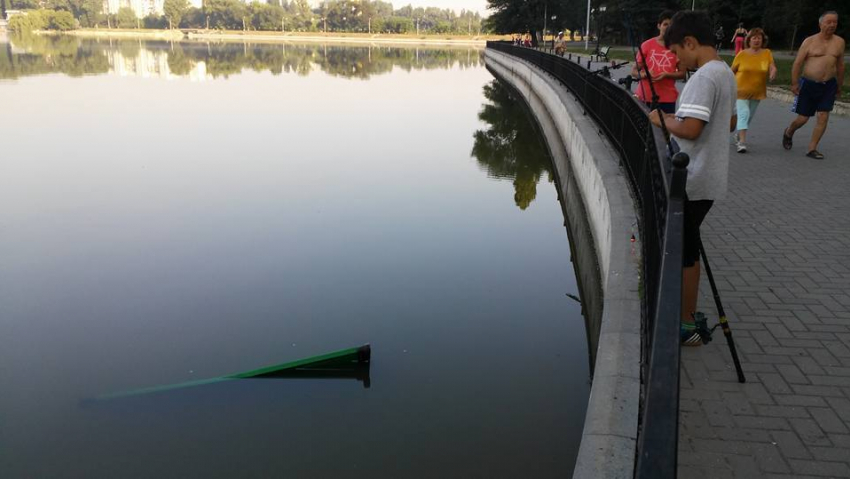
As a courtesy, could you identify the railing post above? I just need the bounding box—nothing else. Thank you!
[635,151,689,479]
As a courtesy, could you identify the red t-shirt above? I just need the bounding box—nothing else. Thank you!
[635,38,679,104]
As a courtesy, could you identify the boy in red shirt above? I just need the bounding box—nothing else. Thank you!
[632,10,686,113]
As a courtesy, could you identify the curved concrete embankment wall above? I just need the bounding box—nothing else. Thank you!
[484,49,642,479]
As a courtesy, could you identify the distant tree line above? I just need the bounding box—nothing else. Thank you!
[487,0,849,49]
[5,0,486,35]
[7,8,75,32]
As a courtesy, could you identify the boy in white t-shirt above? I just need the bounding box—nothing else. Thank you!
[648,10,737,346]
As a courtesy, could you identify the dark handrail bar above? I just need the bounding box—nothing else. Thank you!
[485,41,687,479]
[635,153,688,477]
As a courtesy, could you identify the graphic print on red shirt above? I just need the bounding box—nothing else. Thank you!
[635,38,679,104]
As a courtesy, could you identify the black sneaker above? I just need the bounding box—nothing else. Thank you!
[681,312,713,346]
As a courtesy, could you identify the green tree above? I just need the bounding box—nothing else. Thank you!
[588,0,849,48]
[204,0,247,30]
[382,16,413,33]
[48,9,76,29]
[325,0,369,32]
[43,0,71,11]
[487,0,598,44]
[143,14,167,29]
[116,7,137,28]
[8,12,47,33]
[248,1,284,30]
[285,0,314,31]
[181,6,204,27]
[69,0,103,27]
[10,0,39,9]
[7,10,75,33]
[163,0,189,29]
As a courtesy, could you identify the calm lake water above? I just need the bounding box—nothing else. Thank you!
[0,36,593,478]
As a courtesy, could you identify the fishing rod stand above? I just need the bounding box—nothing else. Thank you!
[617,75,637,90]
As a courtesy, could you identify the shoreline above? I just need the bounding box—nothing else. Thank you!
[51,29,499,46]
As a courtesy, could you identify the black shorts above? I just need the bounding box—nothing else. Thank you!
[792,78,838,117]
[644,102,676,114]
[683,200,713,267]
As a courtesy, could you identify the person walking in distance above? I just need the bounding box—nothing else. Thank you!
[649,10,737,345]
[715,25,725,51]
[632,10,686,114]
[733,23,747,55]
[782,11,845,160]
[732,28,777,153]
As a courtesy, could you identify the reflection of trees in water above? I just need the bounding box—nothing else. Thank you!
[0,33,109,79]
[0,37,483,80]
[472,80,554,210]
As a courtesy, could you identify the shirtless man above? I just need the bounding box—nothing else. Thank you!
[782,11,845,159]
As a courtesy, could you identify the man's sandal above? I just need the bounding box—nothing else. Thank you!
[806,150,825,160]
[782,129,793,150]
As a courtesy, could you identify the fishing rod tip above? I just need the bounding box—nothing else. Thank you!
[357,344,371,363]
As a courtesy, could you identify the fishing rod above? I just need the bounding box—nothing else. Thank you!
[92,345,372,401]
[699,239,746,382]
[625,14,671,146]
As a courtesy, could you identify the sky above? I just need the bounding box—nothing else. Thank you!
[310,1,491,16]
[391,0,490,15]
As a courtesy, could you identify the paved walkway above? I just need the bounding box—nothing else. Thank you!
[573,56,850,476]
[677,97,850,477]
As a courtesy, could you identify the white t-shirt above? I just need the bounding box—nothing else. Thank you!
[674,60,737,200]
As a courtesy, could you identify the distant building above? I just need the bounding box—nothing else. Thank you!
[102,0,165,18]
[5,9,26,20]
[107,48,210,81]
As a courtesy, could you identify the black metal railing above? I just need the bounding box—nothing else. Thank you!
[486,41,688,478]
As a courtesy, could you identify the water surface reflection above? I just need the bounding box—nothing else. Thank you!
[0,38,590,478]
[472,80,554,210]
[0,34,483,81]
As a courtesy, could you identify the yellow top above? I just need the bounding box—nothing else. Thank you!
[732,49,774,100]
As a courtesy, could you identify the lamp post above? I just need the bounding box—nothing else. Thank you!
[543,3,547,49]
[551,15,557,49]
[585,0,591,50]
[595,5,606,54]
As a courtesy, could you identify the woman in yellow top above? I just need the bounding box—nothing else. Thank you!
[731,28,777,153]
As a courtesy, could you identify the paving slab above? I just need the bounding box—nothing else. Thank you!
[678,92,850,478]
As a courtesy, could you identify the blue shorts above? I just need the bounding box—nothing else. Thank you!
[791,78,838,117]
